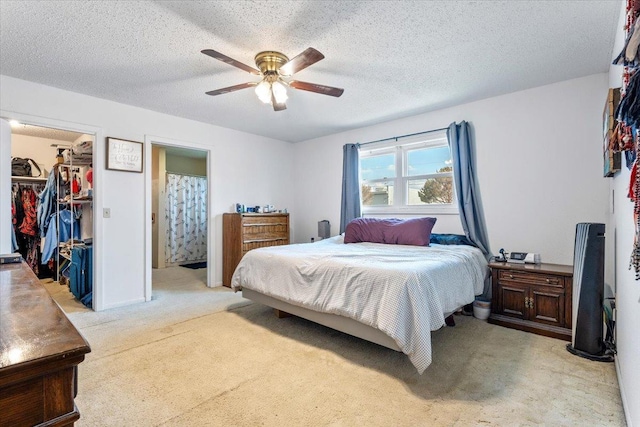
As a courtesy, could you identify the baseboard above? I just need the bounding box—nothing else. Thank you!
[100,297,145,311]
[615,358,633,427]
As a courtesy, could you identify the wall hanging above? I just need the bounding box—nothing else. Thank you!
[106,137,143,173]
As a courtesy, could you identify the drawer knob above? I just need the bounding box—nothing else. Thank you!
[546,278,550,283]
[509,274,514,279]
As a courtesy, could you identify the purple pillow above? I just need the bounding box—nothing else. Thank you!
[343,218,402,243]
[343,217,437,246]
[382,217,437,246]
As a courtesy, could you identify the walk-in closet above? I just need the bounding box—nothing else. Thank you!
[10,123,95,309]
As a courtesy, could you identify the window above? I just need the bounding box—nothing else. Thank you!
[359,131,457,214]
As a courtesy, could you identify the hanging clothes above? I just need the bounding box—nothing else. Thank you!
[613,2,640,280]
[165,173,208,263]
[42,208,81,263]
[11,182,45,276]
[18,187,38,236]
[38,169,59,237]
[69,245,93,308]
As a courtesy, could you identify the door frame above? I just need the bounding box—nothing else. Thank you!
[143,135,213,301]
[0,109,105,310]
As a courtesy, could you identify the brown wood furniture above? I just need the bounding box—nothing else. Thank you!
[488,261,573,341]
[223,213,290,287]
[0,261,91,427]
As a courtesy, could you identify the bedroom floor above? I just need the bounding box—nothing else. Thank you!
[46,267,625,426]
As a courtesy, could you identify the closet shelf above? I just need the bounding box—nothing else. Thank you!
[58,198,93,205]
[60,160,92,167]
[11,176,47,183]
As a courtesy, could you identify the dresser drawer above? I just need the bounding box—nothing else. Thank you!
[242,238,288,254]
[498,269,564,288]
[242,223,288,238]
[242,215,288,226]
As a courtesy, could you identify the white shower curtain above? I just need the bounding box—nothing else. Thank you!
[165,173,207,264]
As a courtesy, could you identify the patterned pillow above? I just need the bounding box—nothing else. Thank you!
[429,233,476,247]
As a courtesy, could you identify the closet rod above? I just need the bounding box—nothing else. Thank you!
[166,171,206,178]
[11,176,48,183]
[358,126,449,147]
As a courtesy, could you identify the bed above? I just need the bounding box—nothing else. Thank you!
[231,224,488,374]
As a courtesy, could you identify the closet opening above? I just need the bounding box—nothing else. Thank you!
[9,122,95,312]
[151,144,208,296]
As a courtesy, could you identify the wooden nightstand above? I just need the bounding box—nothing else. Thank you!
[488,262,573,341]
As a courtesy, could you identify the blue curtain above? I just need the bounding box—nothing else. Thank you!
[340,144,361,234]
[447,121,491,259]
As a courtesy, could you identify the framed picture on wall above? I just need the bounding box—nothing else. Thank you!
[106,137,143,173]
[603,88,621,178]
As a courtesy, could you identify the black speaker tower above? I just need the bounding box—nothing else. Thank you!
[566,223,613,362]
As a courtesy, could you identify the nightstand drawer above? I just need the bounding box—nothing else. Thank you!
[498,270,564,288]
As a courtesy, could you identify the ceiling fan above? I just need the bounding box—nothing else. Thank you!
[201,47,344,111]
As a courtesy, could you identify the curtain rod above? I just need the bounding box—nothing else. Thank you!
[166,171,206,178]
[358,126,449,147]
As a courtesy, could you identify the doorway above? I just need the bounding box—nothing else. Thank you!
[1,117,100,311]
[150,143,209,296]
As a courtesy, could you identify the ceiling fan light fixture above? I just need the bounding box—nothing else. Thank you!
[203,47,343,111]
[271,81,288,104]
[255,80,272,104]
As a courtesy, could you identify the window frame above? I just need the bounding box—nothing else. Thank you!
[359,131,458,215]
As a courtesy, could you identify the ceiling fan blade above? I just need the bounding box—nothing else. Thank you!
[201,49,261,75]
[271,91,287,111]
[279,47,324,76]
[289,80,344,97]
[205,82,257,96]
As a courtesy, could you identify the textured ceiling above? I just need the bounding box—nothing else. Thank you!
[0,1,620,143]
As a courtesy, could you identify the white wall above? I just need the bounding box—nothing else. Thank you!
[166,153,206,176]
[611,160,638,427]
[609,2,639,425]
[293,74,611,270]
[0,120,11,254]
[0,75,294,310]
[10,134,62,176]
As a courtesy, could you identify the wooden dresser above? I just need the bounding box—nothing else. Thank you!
[488,262,573,341]
[0,261,91,427]
[223,213,290,287]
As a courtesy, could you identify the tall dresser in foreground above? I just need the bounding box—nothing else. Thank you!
[223,213,290,287]
[0,261,91,426]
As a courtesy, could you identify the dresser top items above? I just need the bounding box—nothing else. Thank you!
[488,261,573,276]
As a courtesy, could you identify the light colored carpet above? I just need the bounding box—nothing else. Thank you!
[44,267,625,426]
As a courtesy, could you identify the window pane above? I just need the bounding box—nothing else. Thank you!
[360,153,396,180]
[407,177,453,205]
[407,146,452,176]
[362,182,394,206]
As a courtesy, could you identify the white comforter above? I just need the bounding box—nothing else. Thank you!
[231,236,487,374]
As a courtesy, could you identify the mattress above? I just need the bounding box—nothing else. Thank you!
[231,235,488,373]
